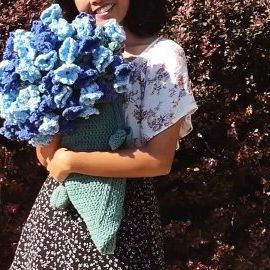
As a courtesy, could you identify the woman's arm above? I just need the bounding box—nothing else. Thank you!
[47,119,183,180]
[36,135,61,167]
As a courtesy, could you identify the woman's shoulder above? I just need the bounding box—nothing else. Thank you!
[154,37,184,50]
[145,37,186,64]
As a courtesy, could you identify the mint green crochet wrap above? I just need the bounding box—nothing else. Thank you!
[49,96,127,254]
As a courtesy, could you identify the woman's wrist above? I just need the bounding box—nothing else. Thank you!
[65,150,77,174]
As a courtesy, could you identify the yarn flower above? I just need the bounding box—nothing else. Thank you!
[34,50,58,71]
[59,37,79,63]
[54,64,81,85]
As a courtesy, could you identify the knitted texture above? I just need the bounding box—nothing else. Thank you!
[50,96,127,254]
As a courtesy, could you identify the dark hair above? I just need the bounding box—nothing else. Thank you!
[55,0,168,37]
[123,0,168,37]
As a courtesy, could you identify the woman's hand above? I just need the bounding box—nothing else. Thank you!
[36,135,61,167]
[46,148,72,182]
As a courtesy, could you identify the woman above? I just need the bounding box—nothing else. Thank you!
[10,0,198,269]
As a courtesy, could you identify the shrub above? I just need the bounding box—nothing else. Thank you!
[0,0,269,269]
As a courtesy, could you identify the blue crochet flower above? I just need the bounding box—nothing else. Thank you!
[79,83,103,106]
[54,64,81,85]
[31,20,50,34]
[29,112,42,127]
[72,13,96,40]
[16,60,41,83]
[75,67,98,88]
[59,37,79,63]
[3,32,15,60]
[0,123,18,140]
[0,89,17,118]
[1,72,20,93]
[15,85,41,112]
[79,106,99,119]
[113,63,133,93]
[103,19,126,52]
[95,19,126,52]
[98,81,117,103]
[62,105,84,121]
[92,46,114,73]
[0,60,10,80]
[38,113,60,135]
[103,19,126,43]
[6,101,29,124]
[34,50,58,71]
[40,4,62,25]
[78,36,100,56]
[49,18,75,41]
[31,25,58,54]
[29,134,54,147]
[13,30,36,61]
[39,92,57,111]
[54,86,72,108]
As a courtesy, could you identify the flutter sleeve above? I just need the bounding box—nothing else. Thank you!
[140,40,198,147]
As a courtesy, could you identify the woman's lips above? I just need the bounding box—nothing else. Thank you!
[94,3,115,20]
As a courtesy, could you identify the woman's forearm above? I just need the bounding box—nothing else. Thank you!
[67,146,172,178]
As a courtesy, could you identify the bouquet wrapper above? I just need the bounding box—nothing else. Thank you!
[50,96,127,254]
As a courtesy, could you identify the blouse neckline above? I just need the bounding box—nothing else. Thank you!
[124,37,163,63]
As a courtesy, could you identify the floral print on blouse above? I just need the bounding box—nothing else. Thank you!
[123,37,198,148]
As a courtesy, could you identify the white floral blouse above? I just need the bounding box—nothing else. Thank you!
[123,37,198,148]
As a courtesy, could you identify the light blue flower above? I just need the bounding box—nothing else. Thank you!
[95,19,126,52]
[54,86,72,108]
[5,101,29,124]
[13,30,36,60]
[103,19,126,43]
[29,134,54,147]
[0,60,11,80]
[92,46,114,73]
[15,85,41,112]
[34,50,58,71]
[54,63,81,85]
[59,37,79,63]
[49,18,75,41]
[72,13,95,40]
[16,60,41,83]
[79,83,103,106]
[108,41,122,52]
[38,113,60,135]
[0,89,17,118]
[79,106,99,119]
[40,4,62,25]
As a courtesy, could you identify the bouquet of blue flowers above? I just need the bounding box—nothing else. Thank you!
[0,4,132,254]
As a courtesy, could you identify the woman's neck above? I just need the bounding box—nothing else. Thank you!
[123,28,158,57]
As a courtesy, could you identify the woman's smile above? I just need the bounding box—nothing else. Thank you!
[74,0,129,25]
[94,3,116,21]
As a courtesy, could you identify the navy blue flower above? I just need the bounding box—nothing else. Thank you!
[75,67,98,88]
[62,105,84,120]
[31,30,58,54]
[78,36,100,56]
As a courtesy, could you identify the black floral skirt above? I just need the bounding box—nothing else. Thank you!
[9,176,165,270]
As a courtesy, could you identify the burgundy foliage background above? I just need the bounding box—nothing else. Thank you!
[0,0,269,269]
